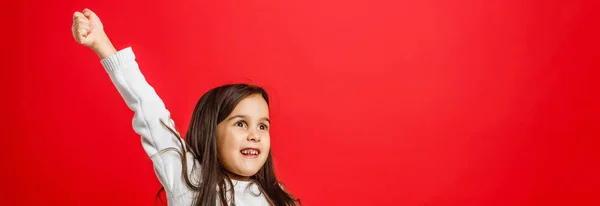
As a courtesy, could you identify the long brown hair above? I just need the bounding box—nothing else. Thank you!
[156,84,300,206]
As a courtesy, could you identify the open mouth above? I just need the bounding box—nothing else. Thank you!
[240,148,260,159]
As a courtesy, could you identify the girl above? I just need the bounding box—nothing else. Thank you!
[71,8,300,206]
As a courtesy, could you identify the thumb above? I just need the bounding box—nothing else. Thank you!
[82,8,95,18]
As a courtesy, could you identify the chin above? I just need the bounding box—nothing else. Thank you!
[240,166,262,177]
[236,158,267,176]
[236,162,267,177]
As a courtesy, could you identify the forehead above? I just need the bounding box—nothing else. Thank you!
[230,94,269,117]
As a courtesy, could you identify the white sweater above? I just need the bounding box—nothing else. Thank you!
[100,47,270,206]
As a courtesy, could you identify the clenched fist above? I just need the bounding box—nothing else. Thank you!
[72,8,104,47]
[72,8,116,59]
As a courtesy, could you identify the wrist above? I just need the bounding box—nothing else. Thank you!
[91,33,117,59]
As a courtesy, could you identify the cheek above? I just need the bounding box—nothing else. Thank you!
[218,129,245,152]
[262,134,271,150]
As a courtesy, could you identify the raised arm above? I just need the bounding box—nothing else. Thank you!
[72,8,183,156]
[71,8,195,192]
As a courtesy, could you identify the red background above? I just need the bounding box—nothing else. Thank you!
[2,0,599,205]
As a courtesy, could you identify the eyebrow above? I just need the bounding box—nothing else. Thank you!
[227,115,270,123]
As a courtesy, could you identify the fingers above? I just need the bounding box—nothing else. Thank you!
[73,8,95,21]
[73,28,87,44]
[76,23,91,31]
[77,28,87,38]
[73,12,89,22]
[82,8,96,19]
[73,11,91,33]
[72,11,91,45]
[82,8,92,16]
[76,18,90,27]
[76,27,89,36]
[73,11,85,20]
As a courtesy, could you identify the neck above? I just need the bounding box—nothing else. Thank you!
[225,171,251,181]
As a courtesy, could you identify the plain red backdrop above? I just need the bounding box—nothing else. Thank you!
[1,0,599,205]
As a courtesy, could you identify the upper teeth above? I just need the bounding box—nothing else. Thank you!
[242,150,258,155]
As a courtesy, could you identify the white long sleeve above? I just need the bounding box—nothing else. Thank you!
[99,47,269,206]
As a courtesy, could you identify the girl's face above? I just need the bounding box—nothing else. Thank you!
[217,94,271,178]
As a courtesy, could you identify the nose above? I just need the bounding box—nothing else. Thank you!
[247,130,260,142]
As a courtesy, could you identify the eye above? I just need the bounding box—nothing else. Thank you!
[259,124,269,131]
[235,121,247,128]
